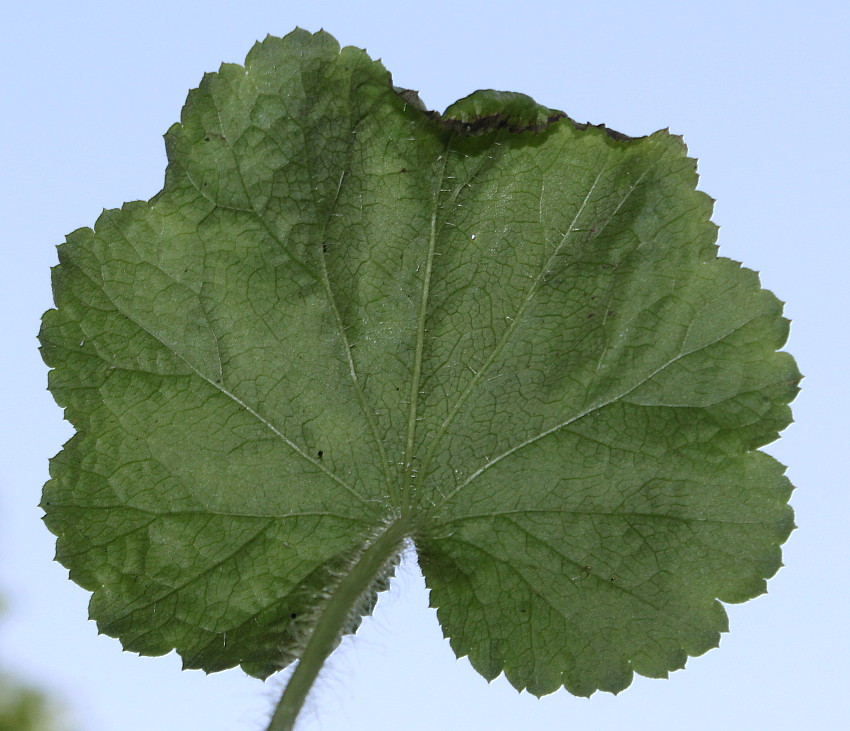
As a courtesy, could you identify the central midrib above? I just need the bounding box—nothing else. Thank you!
[400,140,453,516]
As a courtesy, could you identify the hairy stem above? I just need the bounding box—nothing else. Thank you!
[266,518,408,731]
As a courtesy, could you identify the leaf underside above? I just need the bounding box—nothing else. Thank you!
[40,28,799,696]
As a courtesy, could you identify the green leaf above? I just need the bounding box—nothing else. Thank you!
[39,27,799,724]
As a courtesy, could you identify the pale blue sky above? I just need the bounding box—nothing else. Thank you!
[1,1,848,729]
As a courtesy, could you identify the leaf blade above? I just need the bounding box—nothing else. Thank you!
[40,28,799,707]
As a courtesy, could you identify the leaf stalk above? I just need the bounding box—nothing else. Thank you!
[266,517,408,731]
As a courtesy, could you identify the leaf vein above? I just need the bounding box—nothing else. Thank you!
[437,314,762,509]
[64,260,368,504]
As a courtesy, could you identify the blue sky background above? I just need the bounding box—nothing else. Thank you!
[1,1,848,729]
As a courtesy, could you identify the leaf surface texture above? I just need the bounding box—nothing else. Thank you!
[40,29,799,694]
